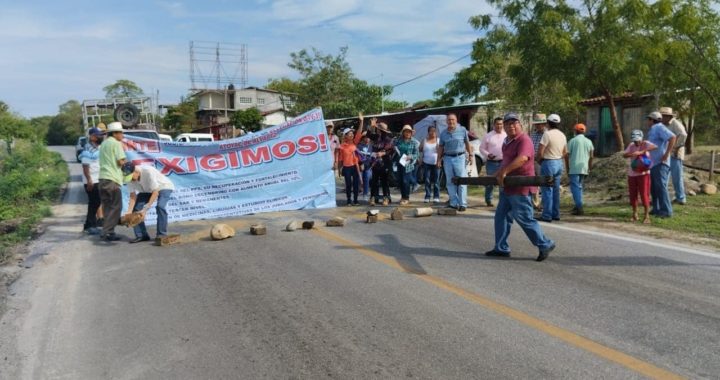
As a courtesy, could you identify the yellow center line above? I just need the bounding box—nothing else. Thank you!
[311,227,686,380]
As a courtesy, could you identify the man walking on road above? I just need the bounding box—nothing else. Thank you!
[486,113,555,262]
[660,107,688,205]
[438,113,473,211]
[98,122,127,241]
[479,117,506,207]
[565,123,594,215]
[647,111,677,218]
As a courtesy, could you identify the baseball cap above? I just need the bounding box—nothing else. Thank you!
[121,162,135,176]
[531,113,547,124]
[647,111,662,121]
[547,114,561,123]
[574,123,586,133]
[342,128,353,135]
[631,129,644,142]
[88,127,104,136]
[503,112,519,122]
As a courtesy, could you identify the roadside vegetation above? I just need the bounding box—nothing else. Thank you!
[1,100,69,264]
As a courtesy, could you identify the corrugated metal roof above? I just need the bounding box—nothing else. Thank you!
[326,100,501,122]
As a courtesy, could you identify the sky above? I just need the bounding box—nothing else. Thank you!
[0,0,493,118]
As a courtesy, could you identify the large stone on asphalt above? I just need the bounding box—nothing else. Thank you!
[302,221,315,229]
[414,207,433,217]
[701,183,717,195]
[286,221,301,231]
[326,217,346,227]
[438,208,457,216]
[211,223,235,240]
[390,208,404,220]
[250,224,266,235]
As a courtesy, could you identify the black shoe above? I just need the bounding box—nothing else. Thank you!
[552,217,560,221]
[486,201,494,207]
[537,243,556,262]
[96,218,104,227]
[571,208,584,216]
[129,236,151,244]
[540,218,552,223]
[103,234,121,242]
[458,206,467,212]
[485,249,511,258]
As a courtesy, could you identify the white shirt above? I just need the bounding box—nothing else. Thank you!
[479,130,507,161]
[127,165,175,194]
[666,118,688,160]
[422,139,439,165]
[80,143,100,185]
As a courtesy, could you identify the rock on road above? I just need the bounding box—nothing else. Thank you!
[0,146,719,379]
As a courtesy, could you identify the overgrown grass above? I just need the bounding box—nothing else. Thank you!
[0,141,68,264]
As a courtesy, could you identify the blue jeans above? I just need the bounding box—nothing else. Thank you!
[485,160,502,204]
[568,174,586,209]
[650,164,673,217]
[398,165,413,200]
[133,189,173,238]
[423,163,440,200]
[341,166,360,203]
[670,157,685,202]
[494,191,555,254]
[540,159,563,220]
[443,154,467,207]
[361,167,372,196]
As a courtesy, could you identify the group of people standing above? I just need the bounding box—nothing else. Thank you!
[329,113,474,211]
[79,122,175,243]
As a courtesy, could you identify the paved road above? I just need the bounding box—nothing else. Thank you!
[1,146,719,379]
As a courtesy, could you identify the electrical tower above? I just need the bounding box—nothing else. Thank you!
[189,41,248,90]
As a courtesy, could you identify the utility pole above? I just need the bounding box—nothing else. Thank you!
[380,73,384,114]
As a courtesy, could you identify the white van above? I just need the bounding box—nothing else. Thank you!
[158,133,173,142]
[175,133,214,142]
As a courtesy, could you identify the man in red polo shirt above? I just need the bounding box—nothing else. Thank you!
[486,112,556,262]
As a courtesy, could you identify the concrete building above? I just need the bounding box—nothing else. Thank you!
[193,86,296,139]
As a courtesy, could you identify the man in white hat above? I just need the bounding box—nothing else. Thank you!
[98,122,127,241]
[646,111,677,218]
[660,107,688,205]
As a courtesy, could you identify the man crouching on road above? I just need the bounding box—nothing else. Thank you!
[485,113,556,262]
[122,162,176,244]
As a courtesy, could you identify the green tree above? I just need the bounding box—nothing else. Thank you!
[163,97,198,134]
[29,115,53,143]
[46,100,83,145]
[0,104,32,155]
[231,108,264,133]
[103,79,144,99]
[640,0,720,151]
[280,47,406,118]
[446,0,670,151]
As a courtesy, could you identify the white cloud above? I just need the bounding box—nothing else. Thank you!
[270,0,361,25]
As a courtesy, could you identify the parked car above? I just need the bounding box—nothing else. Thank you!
[158,133,172,142]
[75,136,87,162]
[175,133,214,142]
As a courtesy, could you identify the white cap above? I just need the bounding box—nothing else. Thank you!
[342,128,353,135]
[647,111,662,121]
[547,114,561,123]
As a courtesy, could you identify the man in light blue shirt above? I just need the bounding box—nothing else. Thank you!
[646,111,676,218]
[437,113,473,211]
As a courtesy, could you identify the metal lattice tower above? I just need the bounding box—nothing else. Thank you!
[189,41,248,90]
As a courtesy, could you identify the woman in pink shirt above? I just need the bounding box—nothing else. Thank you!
[623,129,658,224]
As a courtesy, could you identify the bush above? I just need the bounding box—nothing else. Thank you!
[0,140,67,263]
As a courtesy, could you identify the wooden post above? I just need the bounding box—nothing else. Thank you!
[710,150,716,182]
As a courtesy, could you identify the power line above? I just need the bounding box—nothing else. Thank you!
[389,53,471,89]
